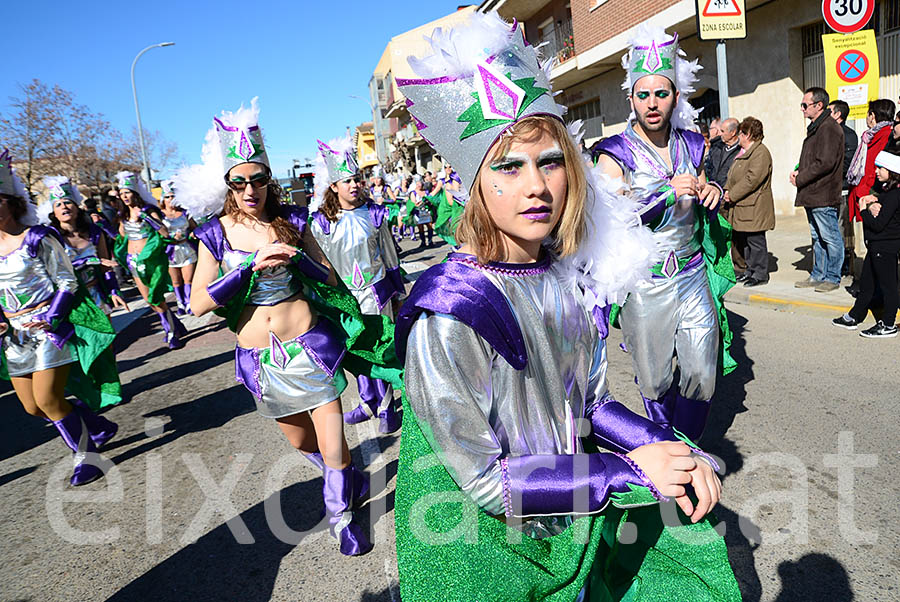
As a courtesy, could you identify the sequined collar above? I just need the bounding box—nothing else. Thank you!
[448,252,552,277]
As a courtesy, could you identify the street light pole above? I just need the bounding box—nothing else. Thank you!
[131,42,175,188]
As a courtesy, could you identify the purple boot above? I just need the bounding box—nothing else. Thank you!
[183,283,193,315]
[302,452,369,507]
[174,285,188,315]
[159,308,187,349]
[52,411,104,486]
[377,397,402,434]
[343,375,385,425]
[641,384,677,429]
[322,464,373,556]
[70,399,118,449]
[670,394,712,443]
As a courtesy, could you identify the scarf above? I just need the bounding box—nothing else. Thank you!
[847,121,893,186]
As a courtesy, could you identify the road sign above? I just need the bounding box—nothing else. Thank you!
[822,29,880,119]
[696,0,746,40]
[822,0,875,34]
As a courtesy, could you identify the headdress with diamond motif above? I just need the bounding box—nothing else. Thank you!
[396,11,563,192]
[39,176,85,224]
[116,170,156,206]
[310,135,358,213]
[172,98,269,219]
[0,148,39,226]
[620,24,701,130]
[161,179,176,198]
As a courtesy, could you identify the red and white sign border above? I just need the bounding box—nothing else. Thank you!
[822,0,875,34]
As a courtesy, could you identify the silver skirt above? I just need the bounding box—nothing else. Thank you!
[2,306,77,377]
[234,320,348,419]
[168,242,198,268]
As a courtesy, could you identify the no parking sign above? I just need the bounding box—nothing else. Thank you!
[821,29,880,120]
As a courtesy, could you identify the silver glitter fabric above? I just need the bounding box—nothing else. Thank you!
[214,115,269,174]
[317,138,359,186]
[3,306,77,376]
[397,21,562,192]
[0,234,78,314]
[122,219,153,241]
[310,205,400,316]
[219,245,301,306]
[162,215,198,268]
[63,240,109,313]
[624,32,679,90]
[616,123,718,402]
[404,258,609,523]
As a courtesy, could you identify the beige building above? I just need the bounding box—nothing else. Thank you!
[477,0,900,215]
[368,5,478,178]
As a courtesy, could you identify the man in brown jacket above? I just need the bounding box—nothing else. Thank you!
[791,87,845,292]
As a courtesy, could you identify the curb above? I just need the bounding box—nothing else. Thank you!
[725,289,852,315]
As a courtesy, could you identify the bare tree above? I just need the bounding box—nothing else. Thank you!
[121,126,180,178]
[0,79,59,195]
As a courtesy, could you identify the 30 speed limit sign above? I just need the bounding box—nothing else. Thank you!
[822,0,875,34]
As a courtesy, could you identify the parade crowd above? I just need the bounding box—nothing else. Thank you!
[2,10,900,602]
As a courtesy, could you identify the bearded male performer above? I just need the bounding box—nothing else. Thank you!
[595,26,736,441]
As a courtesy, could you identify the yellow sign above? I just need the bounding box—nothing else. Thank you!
[696,0,747,40]
[822,29,880,120]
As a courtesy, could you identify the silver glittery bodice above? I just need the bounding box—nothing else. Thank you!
[622,124,701,258]
[404,257,609,518]
[0,233,78,313]
[163,214,190,241]
[122,218,152,241]
[63,240,102,284]
[221,245,301,306]
[311,205,397,292]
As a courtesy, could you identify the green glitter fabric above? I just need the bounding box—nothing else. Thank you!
[395,393,741,601]
[0,285,122,410]
[113,230,173,307]
[404,196,437,227]
[424,190,465,247]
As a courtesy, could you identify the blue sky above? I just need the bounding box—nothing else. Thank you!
[3,1,469,180]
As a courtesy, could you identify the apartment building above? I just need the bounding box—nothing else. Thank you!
[478,0,900,215]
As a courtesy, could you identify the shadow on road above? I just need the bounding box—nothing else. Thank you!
[119,350,232,400]
[772,553,854,602]
[0,386,58,461]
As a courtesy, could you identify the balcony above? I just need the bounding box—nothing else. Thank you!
[540,18,574,64]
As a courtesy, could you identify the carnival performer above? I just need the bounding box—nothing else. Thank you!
[427,163,466,247]
[309,137,404,434]
[113,172,187,349]
[40,177,129,315]
[159,180,198,315]
[0,151,121,486]
[392,14,739,600]
[593,26,735,441]
[404,176,434,248]
[177,99,392,556]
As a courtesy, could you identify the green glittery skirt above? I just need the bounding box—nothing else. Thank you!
[394,395,742,601]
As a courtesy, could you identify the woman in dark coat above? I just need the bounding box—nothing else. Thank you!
[723,117,775,286]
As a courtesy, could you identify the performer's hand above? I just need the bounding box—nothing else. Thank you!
[790,170,798,186]
[111,295,130,312]
[253,243,297,271]
[627,441,696,506]
[698,183,721,210]
[21,320,51,331]
[723,190,731,203]
[869,202,881,217]
[0,323,8,336]
[679,455,722,523]
[670,173,699,199]
[100,258,118,268]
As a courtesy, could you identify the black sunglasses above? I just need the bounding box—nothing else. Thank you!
[225,172,270,191]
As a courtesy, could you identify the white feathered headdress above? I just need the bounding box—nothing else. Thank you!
[39,175,84,224]
[620,24,701,130]
[116,171,157,206]
[310,134,357,213]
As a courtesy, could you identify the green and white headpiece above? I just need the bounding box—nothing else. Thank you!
[116,170,157,206]
[39,175,84,224]
[620,24,701,130]
[0,148,39,225]
[310,135,358,212]
[396,11,563,193]
[161,179,175,197]
[213,97,270,175]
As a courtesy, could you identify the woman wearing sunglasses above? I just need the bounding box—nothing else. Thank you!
[179,99,376,556]
[159,180,198,315]
[113,171,187,349]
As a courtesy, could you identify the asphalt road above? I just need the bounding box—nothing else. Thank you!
[0,237,897,602]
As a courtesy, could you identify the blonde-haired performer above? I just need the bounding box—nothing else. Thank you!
[391,13,739,600]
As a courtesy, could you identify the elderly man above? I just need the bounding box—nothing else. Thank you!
[792,87,845,292]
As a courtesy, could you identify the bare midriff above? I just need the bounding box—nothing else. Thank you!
[234,291,317,349]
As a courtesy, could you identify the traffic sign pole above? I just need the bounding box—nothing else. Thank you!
[717,40,730,119]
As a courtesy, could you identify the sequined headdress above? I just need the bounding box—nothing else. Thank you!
[173,98,269,219]
[214,97,270,175]
[620,24,701,130]
[0,148,39,226]
[310,135,358,213]
[39,175,85,224]
[161,179,175,197]
[116,171,157,206]
[396,12,562,192]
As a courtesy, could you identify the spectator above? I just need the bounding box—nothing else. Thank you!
[828,99,860,278]
[709,117,721,142]
[698,122,711,151]
[791,86,845,292]
[706,117,740,188]
[832,151,900,338]
[723,117,774,287]
[886,110,900,154]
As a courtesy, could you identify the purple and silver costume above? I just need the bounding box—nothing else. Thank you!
[597,124,719,439]
[61,224,119,314]
[162,214,198,268]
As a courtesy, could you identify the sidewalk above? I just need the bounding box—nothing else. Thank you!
[724,212,856,316]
